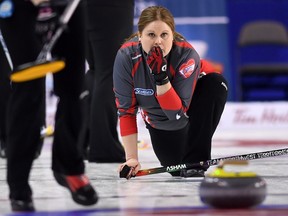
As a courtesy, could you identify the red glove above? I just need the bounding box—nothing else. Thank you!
[146,46,169,85]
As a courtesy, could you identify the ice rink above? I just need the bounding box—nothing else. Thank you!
[0,98,288,215]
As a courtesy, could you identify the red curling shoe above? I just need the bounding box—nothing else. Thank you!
[53,172,98,206]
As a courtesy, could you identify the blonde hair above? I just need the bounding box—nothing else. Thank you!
[126,6,185,41]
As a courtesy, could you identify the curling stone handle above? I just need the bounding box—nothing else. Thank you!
[218,160,248,168]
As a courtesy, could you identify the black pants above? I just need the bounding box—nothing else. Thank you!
[147,73,228,169]
[79,0,134,162]
[0,1,86,200]
[0,38,11,151]
[0,32,46,157]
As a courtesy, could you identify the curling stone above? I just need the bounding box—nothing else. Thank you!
[199,160,266,209]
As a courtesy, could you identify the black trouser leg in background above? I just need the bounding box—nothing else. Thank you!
[78,69,93,157]
[0,40,11,156]
[51,4,86,175]
[0,41,45,160]
[82,0,134,162]
[182,73,228,168]
[0,3,45,200]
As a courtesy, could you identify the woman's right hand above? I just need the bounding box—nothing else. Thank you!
[118,158,141,177]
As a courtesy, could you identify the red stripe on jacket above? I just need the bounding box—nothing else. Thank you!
[156,87,182,110]
[121,41,139,49]
[200,59,221,74]
[119,115,137,136]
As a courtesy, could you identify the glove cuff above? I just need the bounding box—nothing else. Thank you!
[153,72,169,85]
[155,76,169,85]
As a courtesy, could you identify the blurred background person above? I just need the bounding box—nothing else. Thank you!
[0,0,98,211]
[79,0,134,163]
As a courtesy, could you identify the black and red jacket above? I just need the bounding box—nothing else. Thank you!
[113,36,217,136]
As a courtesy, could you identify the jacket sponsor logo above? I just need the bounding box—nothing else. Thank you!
[179,59,195,78]
[134,88,154,96]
